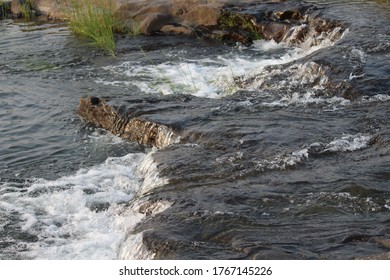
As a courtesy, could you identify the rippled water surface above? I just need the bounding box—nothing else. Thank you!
[0,0,389,259]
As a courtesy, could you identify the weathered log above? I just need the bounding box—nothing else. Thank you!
[77,96,180,148]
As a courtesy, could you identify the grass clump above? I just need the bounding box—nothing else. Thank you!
[219,12,262,42]
[19,0,35,20]
[0,0,10,19]
[66,0,117,56]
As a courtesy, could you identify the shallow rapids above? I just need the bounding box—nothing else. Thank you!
[1,0,389,259]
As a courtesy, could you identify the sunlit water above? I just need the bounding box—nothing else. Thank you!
[1,0,389,259]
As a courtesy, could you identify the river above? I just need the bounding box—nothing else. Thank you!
[0,0,389,259]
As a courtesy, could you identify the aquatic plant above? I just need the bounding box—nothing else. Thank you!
[219,12,262,42]
[0,0,8,19]
[66,0,117,56]
[65,0,142,56]
[19,0,35,20]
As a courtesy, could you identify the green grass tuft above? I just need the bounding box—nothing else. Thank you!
[67,0,116,56]
[219,12,262,42]
[0,0,7,20]
[19,0,35,20]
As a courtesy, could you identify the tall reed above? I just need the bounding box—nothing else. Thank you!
[67,0,116,56]
[19,0,35,20]
[0,1,6,19]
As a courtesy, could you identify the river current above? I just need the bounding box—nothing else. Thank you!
[0,0,389,259]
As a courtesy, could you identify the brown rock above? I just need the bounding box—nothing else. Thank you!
[77,97,179,148]
[372,237,390,249]
[11,0,21,15]
[260,22,290,42]
[32,0,68,19]
[276,10,301,21]
[10,0,69,19]
[160,24,192,35]
[118,1,221,34]
[181,4,221,27]
[140,13,173,34]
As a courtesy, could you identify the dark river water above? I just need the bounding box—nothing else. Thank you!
[0,0,389,259]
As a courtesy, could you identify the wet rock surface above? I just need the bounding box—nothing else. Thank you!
[112,0,316,44]
[8,0,374,260]
[74,0,390,260]
[6,0,335,44]
[77,96,181,148]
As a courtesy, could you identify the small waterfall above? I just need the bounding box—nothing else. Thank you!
[282,16,346,51]
[118,149,172,260]
[229,16,351,105]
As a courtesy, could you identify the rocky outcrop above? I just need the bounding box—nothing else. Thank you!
[5,0,66,19]
[77,94,232,149]
[4,0,336,46]
[31,0,67,19]
[77,96,180,148]
[114,0,223,35]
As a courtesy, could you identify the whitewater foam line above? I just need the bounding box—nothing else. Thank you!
[0,146,169,260]
[118,149,171,260]
[94,25,345,100]
[94,23,348,100]
[96,44,295,98]
[322,134,372,153]
[255,133,372,171]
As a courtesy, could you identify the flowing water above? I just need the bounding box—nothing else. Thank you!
[0,0,389,259]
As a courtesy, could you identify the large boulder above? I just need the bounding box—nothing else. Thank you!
[9,0,67,19]
[32,0,67,19]
[114,0,223,35]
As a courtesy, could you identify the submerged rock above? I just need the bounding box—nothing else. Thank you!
[77,93,242,150]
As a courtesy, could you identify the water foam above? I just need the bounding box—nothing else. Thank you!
[361,94,390,103]
[254,133,372,171]
[95,37,326,99]
[323,134,372,153]
[117,150,171,260]
[0,147,168,260]
[256,148,309,171]
[273,191,390,216]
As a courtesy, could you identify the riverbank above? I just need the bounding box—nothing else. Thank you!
[0,1,334,44]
